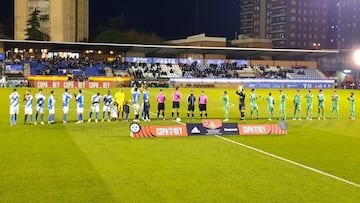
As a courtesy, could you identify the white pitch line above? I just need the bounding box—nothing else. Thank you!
[165,118,360,188]
[214,135,360,189]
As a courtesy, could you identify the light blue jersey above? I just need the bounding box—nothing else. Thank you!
[76,94,84,108]
[48,95,55,111]
[143,91,150,102]
[62,92,72,107]
[132,90,140,105]
[9,92,20,108]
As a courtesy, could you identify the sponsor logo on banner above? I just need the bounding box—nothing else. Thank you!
[131,122,287,138]
[187,122,239,136]
[238,124,287,135]
[202,119,222,129]
[131,125,188,138]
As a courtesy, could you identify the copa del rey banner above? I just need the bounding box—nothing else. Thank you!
[32,81,113,89]
[130,119,288,138]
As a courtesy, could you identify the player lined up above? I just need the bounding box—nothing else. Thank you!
[8,87,356,126]
[241,88,354,121]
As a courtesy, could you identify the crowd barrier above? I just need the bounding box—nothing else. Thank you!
[170,78,335,89]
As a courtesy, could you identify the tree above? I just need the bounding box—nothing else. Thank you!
[25,9,50,41]
[93,16,163,44]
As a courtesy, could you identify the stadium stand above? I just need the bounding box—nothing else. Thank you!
[3,57,327,81]
[129,63,182,79]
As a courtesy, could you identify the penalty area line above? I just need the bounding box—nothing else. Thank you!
[214,135,360,189]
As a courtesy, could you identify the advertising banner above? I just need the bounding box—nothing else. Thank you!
[130,120,287,138]
[187,119,239,136]
[130,124,188,138]
[171,78,335,89]
[153,58,179,64]
[31,81,113,89]
[245,82,283,89]
[238,124,287,135]
[229,59,249,65]
[126,57,152,64]
[0,53,5,61]
[283,82,333,89]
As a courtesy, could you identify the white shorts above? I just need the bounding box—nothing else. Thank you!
[9,106,19,115]
[49,108,55,114]
[103,106,111,112]
[77,107,84,114]
[91,106,100,113]
[25,107,33,115]
[36,106,44,114]
[63,106,69,114]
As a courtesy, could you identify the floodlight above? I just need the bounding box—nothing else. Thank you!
[354,50,360,66]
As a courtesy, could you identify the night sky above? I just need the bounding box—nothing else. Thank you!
[0,0,239,40]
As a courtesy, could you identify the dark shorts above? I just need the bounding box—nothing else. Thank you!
[199,104,207,111]
[158,103,165,111]
[188,105,195,111]
[239,103,245,111]
[173,101,180,109]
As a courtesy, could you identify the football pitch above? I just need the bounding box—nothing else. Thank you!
[0,87,359,202]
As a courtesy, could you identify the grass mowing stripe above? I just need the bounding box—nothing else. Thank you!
[214,135,360,189]
[167,117,360,189]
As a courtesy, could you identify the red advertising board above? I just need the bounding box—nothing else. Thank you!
[238,124,287,135]
[131,125,188,138]
[31,81,113,89]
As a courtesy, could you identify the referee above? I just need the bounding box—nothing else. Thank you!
[187,90,196,120]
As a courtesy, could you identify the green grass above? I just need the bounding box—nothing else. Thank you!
[0,87,359,202]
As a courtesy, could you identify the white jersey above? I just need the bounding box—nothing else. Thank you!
[25,94,33,108]
[35,93,46,113]
[103,94,113,107]
[90,94,101,112]
[9,92,20,114]
[24,94,33,114]
[91,94,102,107]
[35,93,46,108]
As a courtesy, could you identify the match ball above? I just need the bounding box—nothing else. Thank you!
[176,117,181,122]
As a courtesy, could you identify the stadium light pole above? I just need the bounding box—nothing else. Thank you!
[354,49,360,86]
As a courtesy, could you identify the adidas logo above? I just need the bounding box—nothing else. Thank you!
[191,127,200,134]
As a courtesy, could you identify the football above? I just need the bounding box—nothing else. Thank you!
[176,117,181,122]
